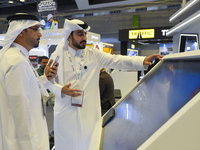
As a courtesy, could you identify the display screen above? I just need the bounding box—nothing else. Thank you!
[102,59,200,150]
[127,49,138,56]
[179,34,199,53]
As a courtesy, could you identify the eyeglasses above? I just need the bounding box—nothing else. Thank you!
[29,27,40,33]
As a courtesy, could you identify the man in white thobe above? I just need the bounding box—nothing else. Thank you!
[48,19,163,150]
[0,13,58,150]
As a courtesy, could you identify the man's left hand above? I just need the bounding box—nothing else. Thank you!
[45,59,59,80]
[143,54,163,65]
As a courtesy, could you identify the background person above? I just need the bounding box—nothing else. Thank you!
[37,56,55,111]
[0,13,58,150]
[45,14,58,30]
[39,19,46,31]
[99,68,115,116]
[48,19,163,150]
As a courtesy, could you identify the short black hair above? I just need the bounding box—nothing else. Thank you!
[39,56,49,63]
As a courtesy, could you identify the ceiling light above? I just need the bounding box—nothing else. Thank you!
[167,10,200,36]
[169,0,198,22]
[8,1,13,3]
[20,0,25,2]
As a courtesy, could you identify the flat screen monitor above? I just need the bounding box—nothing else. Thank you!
[178,33,199,53]
[101,58,200,150]
[127,49,138,56]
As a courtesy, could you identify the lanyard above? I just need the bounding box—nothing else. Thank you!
[66,49,84,84]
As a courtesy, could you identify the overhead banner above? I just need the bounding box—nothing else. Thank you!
[119,26,173,41]
[129,29,155,39]
[37,0,57,12]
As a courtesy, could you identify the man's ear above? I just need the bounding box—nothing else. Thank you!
[19,29,26,37]
[68,34,71,41]
[19,32,23,37]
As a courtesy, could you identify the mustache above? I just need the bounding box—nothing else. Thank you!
[80,40,86,43]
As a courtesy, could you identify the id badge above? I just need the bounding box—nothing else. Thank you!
[71,85,84,107]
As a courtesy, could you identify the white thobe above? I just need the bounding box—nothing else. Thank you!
[49,41,147,150]
[0,43,51,150]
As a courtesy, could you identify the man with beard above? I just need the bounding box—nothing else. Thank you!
[0,13,58,150]
[48,19,163,150]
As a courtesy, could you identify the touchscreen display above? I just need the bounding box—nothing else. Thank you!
[102,59,200,150]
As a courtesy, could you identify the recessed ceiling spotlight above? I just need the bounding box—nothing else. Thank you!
[20,0,25,2]
[8,1,13,3]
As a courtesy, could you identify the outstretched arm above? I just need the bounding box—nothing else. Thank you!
[143,54,163,65]
[61,83,82,97]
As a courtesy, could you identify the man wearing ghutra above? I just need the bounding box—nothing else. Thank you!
[0,13,58,150]
[48,19,163,150]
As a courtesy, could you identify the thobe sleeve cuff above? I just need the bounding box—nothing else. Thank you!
[130,56,148,70]
[48,83,67,99]
[143,64,149,70]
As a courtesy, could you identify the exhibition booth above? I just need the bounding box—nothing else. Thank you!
[119,26,173,56]
[118,26,174,81]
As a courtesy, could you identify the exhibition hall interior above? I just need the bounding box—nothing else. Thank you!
[1,0,200,150]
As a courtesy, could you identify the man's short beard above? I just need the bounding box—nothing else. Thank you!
[34,40,40,48]
[34,43,39,48]
[72,35,86,49]
[73,43,85,49]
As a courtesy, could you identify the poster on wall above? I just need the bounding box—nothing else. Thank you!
[159,43,173,56]
[37,0,58,30]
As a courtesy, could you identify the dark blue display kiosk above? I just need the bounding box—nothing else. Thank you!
[89,50,200,150]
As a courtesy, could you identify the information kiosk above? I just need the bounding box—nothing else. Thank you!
[89,50,200,150]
